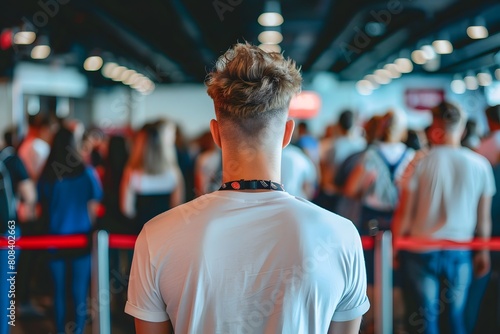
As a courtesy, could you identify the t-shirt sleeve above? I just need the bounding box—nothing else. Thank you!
[482,161,496,197]
[125,228,170,322]
[332,232,370,322]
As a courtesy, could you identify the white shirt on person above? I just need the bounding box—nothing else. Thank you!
[327,135,366,168]
[281,145,317,199]
[125,190,369,333]
[18,137,50,181]
[408,146,496,241]
[122,168,178,219]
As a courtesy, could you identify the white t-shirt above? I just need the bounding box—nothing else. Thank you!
[408,146,496,241]
[477,130,500,165]
[125,191,369,333]
[327,135,366,168]
[122,168,178,218]
[281,145,317,199]
[18,137,50,181]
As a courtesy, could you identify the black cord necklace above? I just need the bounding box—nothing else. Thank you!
[219,179,285,191]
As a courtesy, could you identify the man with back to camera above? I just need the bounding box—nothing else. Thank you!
[393,101,494,334]
[125,43,369,334]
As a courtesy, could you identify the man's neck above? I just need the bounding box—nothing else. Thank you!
[221,150,282,183]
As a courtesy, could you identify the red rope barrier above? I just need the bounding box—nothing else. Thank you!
[108,234,137,249]
[0,234,88,249]
[2,234,500,251]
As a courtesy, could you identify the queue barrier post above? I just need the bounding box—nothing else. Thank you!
[374,231,393,334]
[91,230,111,334]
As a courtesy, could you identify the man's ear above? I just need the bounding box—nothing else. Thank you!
[210,119,222,148]
[282,119,295,148]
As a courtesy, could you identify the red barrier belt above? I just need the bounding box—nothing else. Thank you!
[1,234,500,251]
[108,234,137,249]
[0,234,88,249]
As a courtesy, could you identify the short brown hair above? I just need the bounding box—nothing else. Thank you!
[431,101,465,131]
[206,43,302,132]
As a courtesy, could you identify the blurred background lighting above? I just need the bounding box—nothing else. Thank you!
[384,63,402,78]
[394,58,413,73]
[13,31,36,45]
[31,45,51,59]
[83,56,103,71]
[467,26,488,39]
[258,43,281,53]
[258,13,284,27]
[477,72,493,86]
[432,40,453,54]
[464,74,479,90]
[411,50,427,65]
[258,31,283,44]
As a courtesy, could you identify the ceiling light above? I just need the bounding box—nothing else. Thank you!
[467,26,488,39]
[421,45,436,60]
[356,81,372,95]
[364,74,380,89]
[411,50,427,65]
[384,63,401,78]
[258,31,283,44]
[31,45,51,59]
[450,76,466,95]
[125,72,143,85]
[13,31,36,45]
[259,43,281,53]
[83,56,103,71]
[374,69,392,84]
[357,79,376,90]
[394,58,413,73]
[119,69,136,82]
[110,66,127,81]
[464,74,478,90]
[432,40,453,54]
[102,62,118,78]
[258,13,284,27]
[477,72,492,86]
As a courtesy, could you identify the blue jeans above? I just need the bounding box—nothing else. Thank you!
[403,250,472,334]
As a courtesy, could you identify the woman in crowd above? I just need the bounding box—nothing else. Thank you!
[38,126,103,334]
[120,119,184,234]
[344,110,414,334]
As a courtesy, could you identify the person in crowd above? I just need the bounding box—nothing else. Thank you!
[193,130,222,196]
[175,125,196,201]
[0,132,36,334]
[477,105,500,164]
[18,113,55,182]
[120,120,184,234]
[393,101,495,334]
[464,105,500,333]
[16,113,57,316]
[461,119,481,150]
[281,143,317,199]
[321,109,366,210]
[344,110,414,333]
[38,126,103,334]
[125,43,369,334]
[295,121,321,167]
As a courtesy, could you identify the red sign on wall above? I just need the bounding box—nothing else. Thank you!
[405,89,445,111]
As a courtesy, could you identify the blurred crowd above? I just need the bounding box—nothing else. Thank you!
[1,101,499,334]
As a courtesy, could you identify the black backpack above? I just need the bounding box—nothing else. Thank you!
[0,147,15,234]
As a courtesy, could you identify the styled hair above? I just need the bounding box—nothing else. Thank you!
[431,101,465,132]
[338,110,354,131]
[40,126,85,181]
[379,110,407,142]
[206,43,302,135]
[127,120,178,175]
